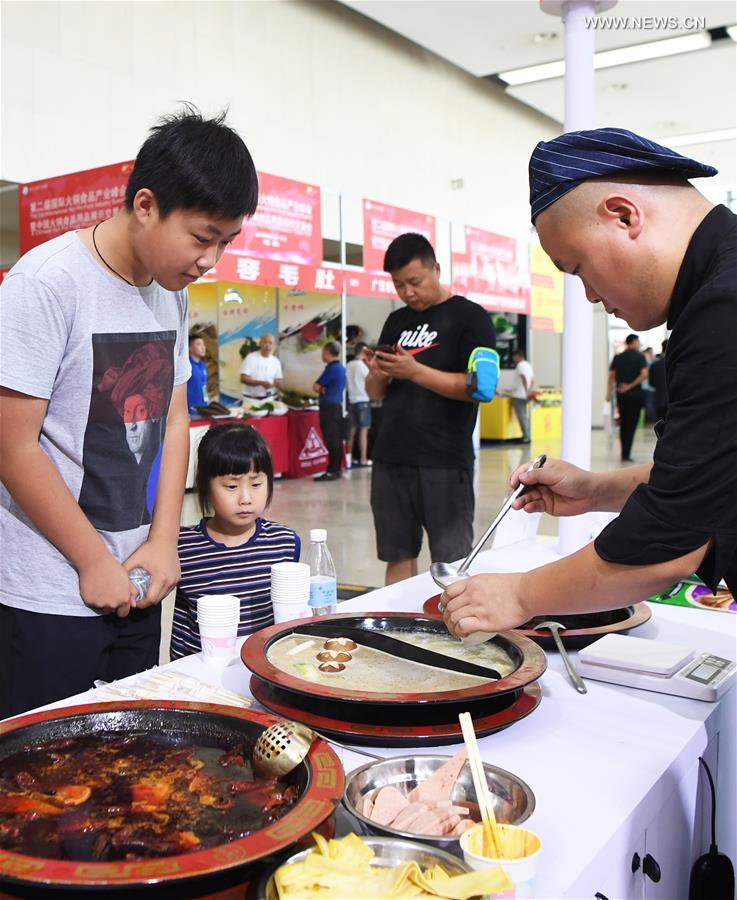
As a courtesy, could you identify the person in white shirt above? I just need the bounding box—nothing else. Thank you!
[240,333,283,400]
[510,349,534,444]
[346,342,372,467]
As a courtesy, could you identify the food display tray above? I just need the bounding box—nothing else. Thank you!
[250,676,542,747]
[242,613,546,707]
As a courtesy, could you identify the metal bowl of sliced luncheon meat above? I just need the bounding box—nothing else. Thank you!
[343,752,535,853]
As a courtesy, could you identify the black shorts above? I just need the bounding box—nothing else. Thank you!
[370,462,474,563]
[0,603,161,719]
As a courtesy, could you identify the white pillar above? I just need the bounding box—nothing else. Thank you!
[541,0,615,555]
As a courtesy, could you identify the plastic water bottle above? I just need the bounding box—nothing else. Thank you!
[308,529,337,616]
[128,567,151,604]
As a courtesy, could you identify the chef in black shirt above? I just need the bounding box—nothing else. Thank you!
[442,128,737,637]
[367,233,496,586]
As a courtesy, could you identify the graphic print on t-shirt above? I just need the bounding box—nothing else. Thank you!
[78,332,175,532]
[396,322,439,354]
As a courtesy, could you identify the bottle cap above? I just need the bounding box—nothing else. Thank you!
[310,528,327,542]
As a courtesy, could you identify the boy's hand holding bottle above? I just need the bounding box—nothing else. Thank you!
[78,555,139,618]
[124,537,181,609]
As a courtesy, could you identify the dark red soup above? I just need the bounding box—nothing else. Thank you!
[0,732,298,861]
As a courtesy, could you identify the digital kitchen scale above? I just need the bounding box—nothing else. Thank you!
[578,634,736,701]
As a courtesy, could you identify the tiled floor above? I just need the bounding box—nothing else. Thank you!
[159,423,657,661]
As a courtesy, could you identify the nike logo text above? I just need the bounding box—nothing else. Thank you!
[397,323,439,350]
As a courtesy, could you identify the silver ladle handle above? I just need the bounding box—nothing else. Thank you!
[549,627,588,694]
[456,454,546,576]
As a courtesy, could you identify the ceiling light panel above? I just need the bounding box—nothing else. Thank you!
[499,31,712,85]
[660,128,736,147]
[506,43,736,136]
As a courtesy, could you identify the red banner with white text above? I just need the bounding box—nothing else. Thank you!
[362,199,436,272]
[452,226,530,314]
[214,253,342,294]
[343,268,397,298]
[226,172,322,265]
[18,161,133,254]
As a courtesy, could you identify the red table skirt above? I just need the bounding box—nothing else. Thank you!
[286,410,329,478]
[189,413,338,479]
[189,415,289,475]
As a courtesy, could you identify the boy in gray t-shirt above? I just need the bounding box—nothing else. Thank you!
[0,108,258,718]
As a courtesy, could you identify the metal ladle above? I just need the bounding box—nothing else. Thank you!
[253,720,382,778]
[534,621,587,694]
[430,455,546,645]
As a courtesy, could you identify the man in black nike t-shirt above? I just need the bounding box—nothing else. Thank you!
[366,233,496,585]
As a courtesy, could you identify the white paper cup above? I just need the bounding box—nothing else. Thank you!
[198,594,240,613]
[271,585,309,597]
[460,823,542,899]
[197,613,240,628]
[197,605,240,614]
[199,621,238,666]
[272,598,311,624]
[270,562,310,614]
[271,562,310,577]
[197,594,241,628]
[198,593,240,604]
[271,588,309,600]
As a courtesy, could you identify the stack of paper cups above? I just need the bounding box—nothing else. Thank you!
[197,594,240,665]
[271,562,311,623]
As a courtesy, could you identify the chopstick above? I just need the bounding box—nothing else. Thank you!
[458,711,503,859]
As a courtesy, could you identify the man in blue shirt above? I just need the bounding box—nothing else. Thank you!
[187,334,209,415]
[312,342,346,481]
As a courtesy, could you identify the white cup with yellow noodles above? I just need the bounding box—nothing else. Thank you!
[460,822,542,899]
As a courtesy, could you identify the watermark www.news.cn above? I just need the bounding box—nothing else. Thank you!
[585,15,707,30]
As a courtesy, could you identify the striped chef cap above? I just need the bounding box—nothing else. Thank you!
[529,127,717,223]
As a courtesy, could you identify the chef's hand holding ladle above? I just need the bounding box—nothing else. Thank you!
[431,455,546,645]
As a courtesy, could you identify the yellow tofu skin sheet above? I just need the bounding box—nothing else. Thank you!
[274,832,513,898]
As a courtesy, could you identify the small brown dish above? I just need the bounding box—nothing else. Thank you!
[318,662,346,674]
[324,637,358,653]
[316,650,353,663]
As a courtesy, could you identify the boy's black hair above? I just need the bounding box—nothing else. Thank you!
[625,333,639,345]
[353,341,368,355]
[125,104,258,220]
[383,232,436,273]
[323,341,341,358]
[195,423,274,515]
[189,332,204,343]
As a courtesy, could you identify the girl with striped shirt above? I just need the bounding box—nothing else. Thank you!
[170,424,300,660]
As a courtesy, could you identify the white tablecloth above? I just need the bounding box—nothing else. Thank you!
[17,539,737,898]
